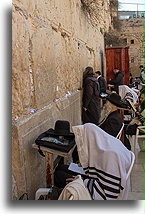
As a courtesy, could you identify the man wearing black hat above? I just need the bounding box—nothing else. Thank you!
[99,93,128,137]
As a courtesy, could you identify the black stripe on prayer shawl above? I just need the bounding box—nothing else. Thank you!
[92,179,95,197]
[84,178,120,200]
[87,178,93,196]
[100,183,121,194]
[87,179,92,195]
[95,176,121,194]
[93,181,107,200]
[84,170,124,190]
[83,166,121,181]
[94,177,121,198]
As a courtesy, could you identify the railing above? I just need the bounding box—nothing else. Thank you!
[118,11,144,20]
[118,2,144,20]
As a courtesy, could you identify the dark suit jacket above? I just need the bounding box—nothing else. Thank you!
[98,76,106,93]
[99,110,122,137]
[109,71,124,93]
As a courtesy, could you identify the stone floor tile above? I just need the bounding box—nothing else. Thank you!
[127,192,144,200]
[131,163,144,172]
[131,171,144,192]
[135,151,144,164]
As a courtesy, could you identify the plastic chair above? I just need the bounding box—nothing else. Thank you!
[35,188,51,200]
[116,123,124,139]
[127,126,145,156]
[134,126,145,153]
[128,135,136,153]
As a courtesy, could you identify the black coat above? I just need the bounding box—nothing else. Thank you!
[82,74,100,125]
[110,71,124,93]
[99,110,122,137]
[98,76,107,93]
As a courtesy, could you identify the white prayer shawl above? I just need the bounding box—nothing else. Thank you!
[72,123,132,200]
[58,175,92,200]
[119,85,138,104]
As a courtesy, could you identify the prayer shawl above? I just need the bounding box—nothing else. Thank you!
[58,175,92,200]
[119,85,138,104]
[72,123,132,200]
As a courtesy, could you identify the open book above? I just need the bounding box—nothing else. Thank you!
[68,163,85,175]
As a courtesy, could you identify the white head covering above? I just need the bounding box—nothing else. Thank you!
[72,123,133,200]
[119,85,138,104]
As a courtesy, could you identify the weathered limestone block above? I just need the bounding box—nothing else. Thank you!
[12,7,32,118]
[31,26,56,109]
[12,125,27,198]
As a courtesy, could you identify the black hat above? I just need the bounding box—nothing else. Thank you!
[107,93,130,109]
[46,120,74,138]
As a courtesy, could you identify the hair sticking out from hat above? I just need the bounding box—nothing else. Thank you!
[95,71,101,75]
[85,67,94,75]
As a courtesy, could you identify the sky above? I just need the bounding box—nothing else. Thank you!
[118,0,144,11]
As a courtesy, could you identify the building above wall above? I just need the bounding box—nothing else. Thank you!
[118,11,144,20]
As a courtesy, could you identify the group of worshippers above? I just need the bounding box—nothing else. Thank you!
[130,65,144,89]
[82,66,144,145]
[52,66,142,200]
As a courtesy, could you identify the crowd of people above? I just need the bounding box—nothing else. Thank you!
[44,65,144,200]
[82,66,144,140]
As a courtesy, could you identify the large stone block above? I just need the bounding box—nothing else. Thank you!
[12,8,32,118]
[30,26,56,109]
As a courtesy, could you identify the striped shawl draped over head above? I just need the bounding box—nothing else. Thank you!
[72,123,132,200]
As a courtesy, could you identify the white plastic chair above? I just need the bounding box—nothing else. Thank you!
[35,188,51,200]
[128,126,145,156]
[128,135,136,153]
[116,123,124,139]
[134,126,145,153]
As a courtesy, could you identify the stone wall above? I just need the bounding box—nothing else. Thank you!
[120,18,144,77]
[12,0,112,199]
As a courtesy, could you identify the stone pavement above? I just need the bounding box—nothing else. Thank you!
[128,142,144,200]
